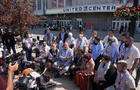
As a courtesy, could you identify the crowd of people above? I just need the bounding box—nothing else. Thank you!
[0,27,140,90]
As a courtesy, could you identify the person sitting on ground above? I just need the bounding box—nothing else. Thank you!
[75,53,95,90]
[40,41,50,59]
[75,34,88,54]
[103,37,119,63]
[55,37,63,50]
[34,40,43,57]
[65,32,75,49]
[115,60,136,90]
[88,55,117,90]
[21,50,33,70]
[48,43,59,72]
[80,31,88,46]
[54,42,73,76]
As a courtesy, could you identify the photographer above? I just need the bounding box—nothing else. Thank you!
[0,62,18,90]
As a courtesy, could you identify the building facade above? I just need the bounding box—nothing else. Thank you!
[34,0,140,31]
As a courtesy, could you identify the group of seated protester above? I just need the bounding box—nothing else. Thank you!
[11,27,139,90]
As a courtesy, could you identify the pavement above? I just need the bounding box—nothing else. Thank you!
[29,28,140,90]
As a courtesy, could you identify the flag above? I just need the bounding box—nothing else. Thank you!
[66,0,72,6]
[52,0,57,8]
[58,0,64,8]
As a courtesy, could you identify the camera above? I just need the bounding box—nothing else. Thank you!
[14,74,32,90]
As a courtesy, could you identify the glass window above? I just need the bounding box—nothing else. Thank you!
[37,0,41,10]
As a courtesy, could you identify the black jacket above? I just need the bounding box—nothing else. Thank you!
[58,32,68,43]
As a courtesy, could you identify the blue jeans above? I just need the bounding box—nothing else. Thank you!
[54,60,71,75]
[24,48,32,61]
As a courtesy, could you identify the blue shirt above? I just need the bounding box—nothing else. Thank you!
[43,33,53,45]
[103,43,119,63]
[91,42,104,60]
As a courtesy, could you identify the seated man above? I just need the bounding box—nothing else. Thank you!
[40,41,50,59]
[88,55,117,90]
[75,34,87,54]
[34,40,43,57]
[48,43,59,71]
[54,42,73,76]
[65,32,75,49]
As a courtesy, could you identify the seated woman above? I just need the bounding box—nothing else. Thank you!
[88,55,117,90]
[75,53,95,90]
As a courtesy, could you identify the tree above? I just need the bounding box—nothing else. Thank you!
[0,0,40,34]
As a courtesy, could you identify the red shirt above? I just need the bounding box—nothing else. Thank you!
[0,74,7,90]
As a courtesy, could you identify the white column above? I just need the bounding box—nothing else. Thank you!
[123,0,127,4]
[64,0,66,7]
[56,0,59,8]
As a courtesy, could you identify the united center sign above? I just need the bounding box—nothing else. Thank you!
[46,4,120,14]
[63,5,117,13]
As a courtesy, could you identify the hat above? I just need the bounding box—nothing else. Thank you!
[117,60,127,66]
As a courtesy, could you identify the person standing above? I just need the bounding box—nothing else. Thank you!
[58,27,68,43]
[23,33,33,61]
[0,62,18,90]
[8,31,16,54]
[119,23,124,34]
[103,37,119,63]
[115,60,136,90]
[135,62,140,87]
[120,37,140,75]
[91,37,104,70]
[43,28,53,46]
[79,22,83,32]
[89,31,97,50]
[119,33,128,60]
[103,30,119,46]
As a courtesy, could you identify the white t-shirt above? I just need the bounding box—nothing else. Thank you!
[40,45,50,57]
[115,71,136,90]
[23,38,33,48]
[103,35,119,45]
[125,45,140,69]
